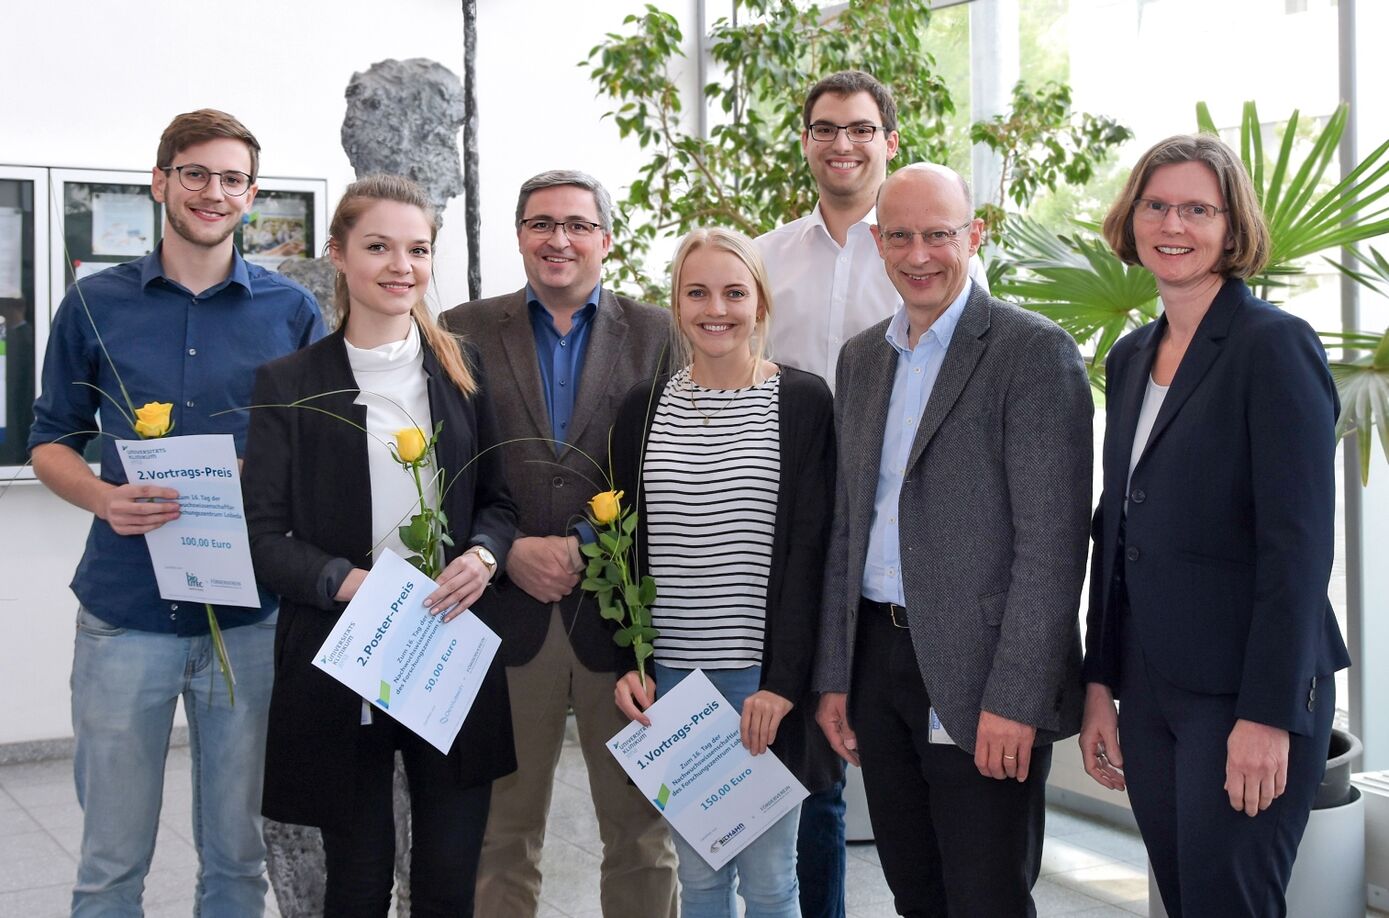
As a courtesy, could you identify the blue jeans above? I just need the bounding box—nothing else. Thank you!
[70,606,276,918]
[653,663,802,918]
[797,779,846,918]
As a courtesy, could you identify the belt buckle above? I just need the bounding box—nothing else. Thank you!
[887,603,909,630]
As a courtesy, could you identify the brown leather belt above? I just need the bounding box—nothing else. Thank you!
[860,597,909,630]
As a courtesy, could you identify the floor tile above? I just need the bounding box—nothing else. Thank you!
[1042,835,1119,876]
[0,881,69,918]
[1049,861,1150,908]
[1067,823,1151,867]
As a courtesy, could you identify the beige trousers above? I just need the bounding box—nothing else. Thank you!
[475,606,678,917]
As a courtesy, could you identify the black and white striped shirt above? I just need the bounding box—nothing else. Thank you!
[644,366,781,669]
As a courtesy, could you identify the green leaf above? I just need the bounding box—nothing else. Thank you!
[580,577,609,592]
[579,541,602,558]
[622,511,638,535]
[1330,334,1389,485]
[614,626,635,648]
[634,641,654,663]
[639,574,657,606]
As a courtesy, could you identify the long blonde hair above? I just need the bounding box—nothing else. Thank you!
[668,227,774,381]
[328,174,476,395]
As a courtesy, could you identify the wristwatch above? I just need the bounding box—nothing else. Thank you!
[467,545,498,580]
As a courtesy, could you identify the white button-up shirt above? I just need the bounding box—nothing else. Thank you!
[756,202,988,393]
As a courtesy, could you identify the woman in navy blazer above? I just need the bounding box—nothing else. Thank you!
[242,176,515,916]
[1078,135,1350,917]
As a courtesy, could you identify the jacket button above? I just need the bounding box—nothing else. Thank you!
[552,476,564,488]
[1129,488,1145,504]
[1125,546,1140,562]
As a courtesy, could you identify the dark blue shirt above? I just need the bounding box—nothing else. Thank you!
[527,283,599,446]
[30,246,324,634]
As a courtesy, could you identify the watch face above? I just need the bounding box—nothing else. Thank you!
[473,546,497,568]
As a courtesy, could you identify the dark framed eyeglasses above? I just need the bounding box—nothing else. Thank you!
[159,164,253,196]
[518,218,604,238]
[879,222,974,249]
[807,121,885,143]
[1133,198,1227,224]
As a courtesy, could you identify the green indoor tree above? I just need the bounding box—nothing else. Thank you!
[585,0,1127,300]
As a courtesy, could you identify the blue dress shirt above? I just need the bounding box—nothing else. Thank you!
[526,283,599,445]
[861,281,972,605]
[29,245,324,634]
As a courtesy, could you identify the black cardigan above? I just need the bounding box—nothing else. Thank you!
[242,327,517,831]
[609,365,842,791]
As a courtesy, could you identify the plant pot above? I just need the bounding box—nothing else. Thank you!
[1316,727,1364,809]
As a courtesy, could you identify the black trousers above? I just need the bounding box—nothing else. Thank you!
[1118,605,1334,918]
[849,599,1049,917]
[320,712,491,918]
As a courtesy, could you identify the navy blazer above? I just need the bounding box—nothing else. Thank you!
[1083,278,1350,736]
[243,327,517,830]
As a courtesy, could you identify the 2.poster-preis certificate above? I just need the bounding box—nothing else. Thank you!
[313,548,501,754]
[115,434,260,608]
[607,669,808,869]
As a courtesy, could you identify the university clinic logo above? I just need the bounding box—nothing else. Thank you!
[185,571,204,590]
[377,680,391,709]
[653,784,671,810]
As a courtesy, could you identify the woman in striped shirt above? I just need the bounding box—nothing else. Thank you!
[611,227,836,918]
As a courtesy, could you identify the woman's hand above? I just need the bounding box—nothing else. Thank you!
[424,550,491,623]
[334,568,368,603]
[1225,718,1288,817]
[1079,682,1125,791]
[615,671,657,726]
[741,690,793,755]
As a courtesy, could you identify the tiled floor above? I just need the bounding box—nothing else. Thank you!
[0,728,1155,918]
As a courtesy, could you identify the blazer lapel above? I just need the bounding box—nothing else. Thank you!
[1134,279,1244,472]
[1110,318,1161,481]
[905,289,988,475]
[565,289,628,455]
[318,332,373,561]
[851,334,897,510]
[496,292,553,442]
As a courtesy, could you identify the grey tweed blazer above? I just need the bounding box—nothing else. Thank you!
[441,287,671,670]
[816,284,1093,752]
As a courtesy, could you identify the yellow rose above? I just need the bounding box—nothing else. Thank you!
[588,489,624,525]
[395,427,428,463]
[133,402,173,438]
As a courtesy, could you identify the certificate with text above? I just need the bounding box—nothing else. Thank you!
[116,434,260,608]
[606,669,808,869]
[313,549,500,754]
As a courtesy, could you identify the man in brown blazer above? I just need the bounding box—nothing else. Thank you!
[442,169,676,917]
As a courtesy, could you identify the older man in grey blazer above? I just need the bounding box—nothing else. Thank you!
[442,170,676,918]
[815,163,1092,916]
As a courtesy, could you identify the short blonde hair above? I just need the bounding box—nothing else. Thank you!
[668,228,774,378]
[1102,133,1270,279]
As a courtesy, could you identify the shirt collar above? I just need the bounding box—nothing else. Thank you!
[801,201,878,244]
[525,282,601,330]
[884,278,972,356]
[139,243,252,295]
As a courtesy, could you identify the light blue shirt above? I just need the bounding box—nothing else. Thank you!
[861,280,973,605]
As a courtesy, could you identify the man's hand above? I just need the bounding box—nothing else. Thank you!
[815,692,860,767]
[615,671,657,726]
[98,483,181,535]
[1079,682,1125,791]
[975,710,1037,782]
[506,535,580,602]
[741,691,793,756]
[1225,718,1289,816]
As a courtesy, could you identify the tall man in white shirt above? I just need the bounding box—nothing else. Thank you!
[755,70,987,918]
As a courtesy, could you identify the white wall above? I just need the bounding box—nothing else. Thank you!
[0,0,698,746]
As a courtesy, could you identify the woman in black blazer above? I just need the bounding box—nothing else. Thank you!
[609,228,836,917]
[1079,136,1350,917]
[242,176,515,917]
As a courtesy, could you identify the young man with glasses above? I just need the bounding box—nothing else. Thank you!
[29,109,323,917]
[442,170,677,918]
[753,69,989,918]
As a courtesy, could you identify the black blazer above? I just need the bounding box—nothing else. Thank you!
[242,327,517,831]
[609,366,842,792]
[1083,278,1350,736]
